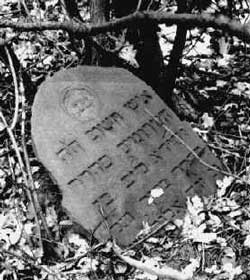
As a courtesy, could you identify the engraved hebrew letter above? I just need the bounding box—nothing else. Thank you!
[121,170,135,188]
[100,116,114,130]
[99,155,113,170]
[124,97,139,111]
[85,126,103,141]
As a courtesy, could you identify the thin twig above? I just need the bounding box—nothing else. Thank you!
[127,220,171,250]
[208,143,242,158]
[113,244,192,280]
[6,140,38,259]
[20,0,30,17]
[136,0,143,11]
[19,74,52,240]
[5,46,19,131]
[6,141,16,181]
[144,108,244,182]
[0,110,44,255]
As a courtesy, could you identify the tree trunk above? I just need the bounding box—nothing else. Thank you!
[90,0,109,24]
[228,0,233,19]
[61,0,84,58]
[85,0,110,65]
[111,0,164,90]
[134,23,164,90]
[160,0,188,107]
[61,0,82,20]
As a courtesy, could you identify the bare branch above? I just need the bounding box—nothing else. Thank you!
[20,75,53,241]
[113,243,194,280]
[0,110,44,256]
[0,12,249,42]
[5,46,19,131]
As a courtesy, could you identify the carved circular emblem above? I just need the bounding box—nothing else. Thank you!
[62,85,99,122]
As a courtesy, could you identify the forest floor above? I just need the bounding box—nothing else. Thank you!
[2,40,250,280]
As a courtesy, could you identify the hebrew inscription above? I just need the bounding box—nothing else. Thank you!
[32,66,223,246]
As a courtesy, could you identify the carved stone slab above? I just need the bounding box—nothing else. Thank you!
[31,66,222,246]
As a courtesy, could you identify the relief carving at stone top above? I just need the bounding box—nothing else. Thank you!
[62,85,100,122]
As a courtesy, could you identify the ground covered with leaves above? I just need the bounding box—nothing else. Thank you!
[2,2,250,280]
[1,48,250,280]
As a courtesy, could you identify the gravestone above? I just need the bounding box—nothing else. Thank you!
[31,66,223,247]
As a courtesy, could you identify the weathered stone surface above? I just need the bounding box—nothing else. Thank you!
[31,66,222,246]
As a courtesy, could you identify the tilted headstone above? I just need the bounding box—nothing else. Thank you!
[31,66,223,246]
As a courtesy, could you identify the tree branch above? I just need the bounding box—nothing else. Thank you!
[0,12,249,42]
[5,46,19,131]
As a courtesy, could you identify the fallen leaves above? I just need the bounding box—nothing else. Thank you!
[182,196,217,244]
[0,211,23,250]
[201,113,214,129]
[217,176,234,197]
[148,187,164,205]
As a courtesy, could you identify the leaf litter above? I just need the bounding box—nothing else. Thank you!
[2,6,250,280]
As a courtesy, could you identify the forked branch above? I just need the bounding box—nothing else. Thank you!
[0,12,249,42]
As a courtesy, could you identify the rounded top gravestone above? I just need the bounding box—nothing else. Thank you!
[31,66,223,247]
